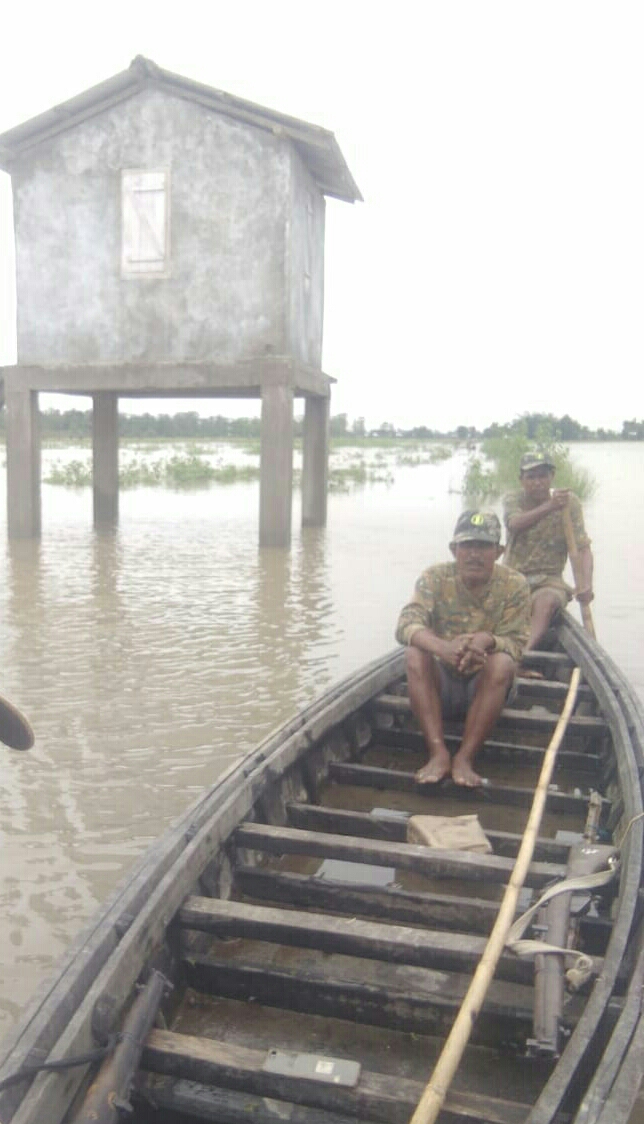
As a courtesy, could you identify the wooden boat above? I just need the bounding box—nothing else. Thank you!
[1,614,643,1124]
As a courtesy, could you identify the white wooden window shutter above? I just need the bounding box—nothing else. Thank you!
[121,170,170,276]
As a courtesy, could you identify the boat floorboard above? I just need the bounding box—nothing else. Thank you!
[181,942,586,1044]
[233,822,567,888]
[144,994,548,1124]
[232,865,613,953]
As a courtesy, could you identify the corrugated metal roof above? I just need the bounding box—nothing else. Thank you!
[0,55,362,203]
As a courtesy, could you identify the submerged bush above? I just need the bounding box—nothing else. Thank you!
[45,460,92,486]
[462,426,595,505]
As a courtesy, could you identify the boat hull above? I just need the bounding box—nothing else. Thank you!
[0,615,642,1124]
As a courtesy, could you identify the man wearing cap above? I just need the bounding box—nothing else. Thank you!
[395,511,530,787]
[503,453,593,651]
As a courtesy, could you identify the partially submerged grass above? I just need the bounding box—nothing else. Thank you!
[45,454,260,489]
[44,450,397,492]
[43,439,453,493]
[328,462,395,491]
[462,430,596,504]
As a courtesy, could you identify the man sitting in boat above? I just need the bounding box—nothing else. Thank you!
[503,451,594,651]
[395,511,530,788]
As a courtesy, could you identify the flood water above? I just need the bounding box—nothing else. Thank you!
[0,439,641,1034]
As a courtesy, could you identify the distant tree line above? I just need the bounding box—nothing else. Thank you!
[0,409,265,440]
[330,411,639,441]
[0,408,640,441]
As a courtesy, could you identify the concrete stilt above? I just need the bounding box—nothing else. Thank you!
[259,383,293,547]
[92,392,119,526]
[6,389,41,538]
[302,395,329,527]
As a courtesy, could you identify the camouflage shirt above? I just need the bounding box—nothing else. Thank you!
[395,562,530,667]
[503,492,591,581]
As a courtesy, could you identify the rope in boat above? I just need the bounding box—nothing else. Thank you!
[617,810,644,849]
[0,1035,119,1092]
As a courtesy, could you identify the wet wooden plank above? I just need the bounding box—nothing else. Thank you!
[180,950,583,1044]
[235,865,503,933]
[233,822,566,887]
[516,678,594,704]
[285,802,573,861]
[143,1032,536,1124]
[136,1065,532,1124]
[386,679,594,704]
[375,728,601,774]
[178,896,537,983]
[327,762,602,816]
[234,867,612,951]
[522,650,573,666]
[374,694,607,735]
[135,1072,382,1123]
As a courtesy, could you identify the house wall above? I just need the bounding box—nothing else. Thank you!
[11,88,297,366]
[286,148,325,368]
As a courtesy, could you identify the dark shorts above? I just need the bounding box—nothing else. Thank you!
[438,661,517,720]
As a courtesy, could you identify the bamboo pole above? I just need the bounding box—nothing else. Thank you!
[562,506,596,639]
[408,667,581,1124]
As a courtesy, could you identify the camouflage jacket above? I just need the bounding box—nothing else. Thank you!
[395,562,530,666]
[503,492,590,579]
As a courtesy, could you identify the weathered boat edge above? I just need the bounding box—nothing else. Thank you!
[523,616,644,1124]
[552,617,644,1124]
[0,648,404,1121]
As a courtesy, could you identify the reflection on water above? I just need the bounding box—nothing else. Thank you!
[0,442,640,1032]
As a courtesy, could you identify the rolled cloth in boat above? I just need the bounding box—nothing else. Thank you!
[407,813,492,853]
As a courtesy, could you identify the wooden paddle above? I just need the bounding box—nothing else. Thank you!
[562,506,596,639]
[0,693,34,750]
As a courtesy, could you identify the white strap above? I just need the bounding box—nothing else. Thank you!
[505,862,618,988]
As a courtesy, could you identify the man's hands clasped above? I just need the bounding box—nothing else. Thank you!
[438,633,494,675]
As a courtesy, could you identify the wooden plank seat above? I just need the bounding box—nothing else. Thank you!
[373,694,608,737]
[374,726,602,774]
[521,650,575,667]
[383,678,595,705]
[235,864,508,934]
[138,1034,534,1124]
[178,896,561,984]
[135,1073,386,1124]
[233,865,613,951]
[233,823,566,888]
[285,802,577,860]
[179,948,586,1044]
[515,678,594,704]
[326,762,607,816]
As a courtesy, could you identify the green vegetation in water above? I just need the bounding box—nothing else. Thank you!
[45,454,261,489]
[462,425,596,505]
[327,461,395,492]
[44,450,394,492]
[45,460,92,487]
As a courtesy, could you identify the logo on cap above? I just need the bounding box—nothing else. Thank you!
[451,510,502,545]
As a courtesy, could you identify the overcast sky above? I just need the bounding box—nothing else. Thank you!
[1,1,642,433]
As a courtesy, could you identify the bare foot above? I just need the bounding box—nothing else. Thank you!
[520,667,544,680]
[452,753,484,787]
[415,753,451,784]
